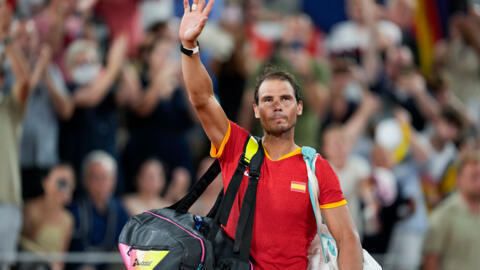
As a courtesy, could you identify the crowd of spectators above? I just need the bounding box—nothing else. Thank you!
[1,0,480,269]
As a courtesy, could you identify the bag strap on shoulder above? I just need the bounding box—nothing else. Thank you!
[215,136,260,225]
[233,137,264,260]
[172,135,258,215]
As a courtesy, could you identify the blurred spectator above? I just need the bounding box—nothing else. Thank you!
[122,159,170,216]
[20,164,75,270]
[68,151,129,270]
[377,111,430,270]
[320,58,363,131]
[327,0,401,83]
[122,34,195,190]
[94,0,144,56]
[383,0,418,64]
[362,144,402,258]
[423,151,480,270]
[434,11,480,124]
[210,5,248,122]
[419,107,464,210]
[0,3,30,267]
[6,20,74,200]
[321,92,380,237]
[164,167,191,204]
[371,45,440,131]
[59,35,134,194]
[33,0,86,70]
[190,157,223,216]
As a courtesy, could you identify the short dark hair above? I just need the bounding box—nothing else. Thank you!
[253,68,302,105]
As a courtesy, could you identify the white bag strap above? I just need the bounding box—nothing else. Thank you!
[302,147,331,263]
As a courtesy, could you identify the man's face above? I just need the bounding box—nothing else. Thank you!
[85,162,115,203]
[253,79,302,136]
[458,162,480,201]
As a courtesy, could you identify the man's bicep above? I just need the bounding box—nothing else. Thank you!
[322,205,359,241]
[194,95,229,150]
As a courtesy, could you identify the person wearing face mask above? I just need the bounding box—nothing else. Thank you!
[0,3,31,268]
[20,164,75,270]
[59,35,133,196]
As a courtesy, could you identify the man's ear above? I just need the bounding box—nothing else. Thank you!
[297,100,303,116]
[253,103,260,119]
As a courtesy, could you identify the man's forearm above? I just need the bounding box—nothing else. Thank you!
[181,47,214,108]
[337,233,363,270]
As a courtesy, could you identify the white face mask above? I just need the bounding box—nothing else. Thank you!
[72,63,101,86]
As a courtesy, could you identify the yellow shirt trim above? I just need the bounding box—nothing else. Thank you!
[210,122,232,158]
[264,147,302,161]
[320,199,348,209]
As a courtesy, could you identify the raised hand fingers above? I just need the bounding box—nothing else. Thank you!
[196,0,205,11]
[202,0,215,17]
[191,0,199,11]
[183,0,190,13]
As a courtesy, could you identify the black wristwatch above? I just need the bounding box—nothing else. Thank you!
[180,41,199,56]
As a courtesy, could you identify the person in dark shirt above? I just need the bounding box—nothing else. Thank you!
[59,35,137,195]
[68,150,129,270]
[122,35,195,191]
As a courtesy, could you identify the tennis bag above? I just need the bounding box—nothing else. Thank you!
[119,136,264,270]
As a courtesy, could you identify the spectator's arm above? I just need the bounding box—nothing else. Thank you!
[363,23,381,84]
[133,62,178,117]
[115,65,141,108]
[29,45,52,94]
[74,35,127,107]
[323,205,363,270]
[45,69,74,120]
[398,73,441,122]
[5,41,30,105]
[343,92,380,153]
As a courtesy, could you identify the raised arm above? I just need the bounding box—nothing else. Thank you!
[74,35,127,107]
[0,4,30,105]
[179,0,228,149]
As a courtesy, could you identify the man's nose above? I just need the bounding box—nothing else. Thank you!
[273,99,282,111]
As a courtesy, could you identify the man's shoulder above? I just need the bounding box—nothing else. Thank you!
[430,193,463,223]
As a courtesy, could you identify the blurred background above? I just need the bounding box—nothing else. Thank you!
[1,0,480,269]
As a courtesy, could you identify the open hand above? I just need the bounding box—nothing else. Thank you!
[179,0,215,48]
